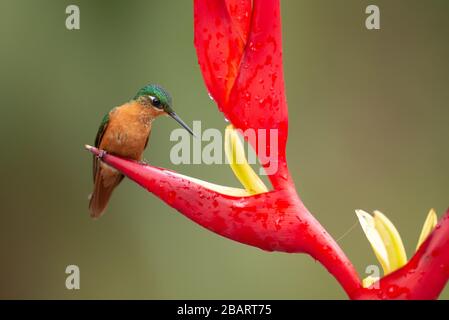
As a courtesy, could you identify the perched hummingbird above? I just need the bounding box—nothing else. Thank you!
[89,84,194,218]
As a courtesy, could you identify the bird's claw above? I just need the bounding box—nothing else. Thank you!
[97,150,107,159]
[139,158,149,165]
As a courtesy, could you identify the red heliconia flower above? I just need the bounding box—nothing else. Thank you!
[86,0,449,299]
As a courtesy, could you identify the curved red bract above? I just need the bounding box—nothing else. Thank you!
[194,0,289,188]
[86,147,361,297]
[86,0,449,299]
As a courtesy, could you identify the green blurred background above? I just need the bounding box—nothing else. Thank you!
[0,0,448,299]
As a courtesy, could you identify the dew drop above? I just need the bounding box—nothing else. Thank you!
[208,92,215,101]
[168,191,176,202]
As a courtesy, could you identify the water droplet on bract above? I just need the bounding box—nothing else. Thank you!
[168,191,176,202]
[224,117,229,123]
[387,286,397,294]
[208,92,215,101]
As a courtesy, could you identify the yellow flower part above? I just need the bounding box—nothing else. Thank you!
[166,125,270,198]
[356,208,439,288]
[356,210,390,273]
[362,275,379,289]
[416,208,438,250]
[224,125,268,195]
[373,210,407,272]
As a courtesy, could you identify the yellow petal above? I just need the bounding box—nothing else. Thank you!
[373,210,407,273]
[416,208,438,251]
[172,172,250,197]
[362,275,379,288]
[356,210,390,274]
[224,125,268,194]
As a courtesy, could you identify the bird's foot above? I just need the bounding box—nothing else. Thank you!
[97,150,107,159]
[139,158,149,165]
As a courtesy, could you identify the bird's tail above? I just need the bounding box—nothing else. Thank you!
[89,163,123,219]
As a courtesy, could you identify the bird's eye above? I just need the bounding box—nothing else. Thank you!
[151,96,162,108]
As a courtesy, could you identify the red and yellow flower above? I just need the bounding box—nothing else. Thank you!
[86,0,449,299]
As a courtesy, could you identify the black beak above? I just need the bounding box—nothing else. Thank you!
[169,112,195,137]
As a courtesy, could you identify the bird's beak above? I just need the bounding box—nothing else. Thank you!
[168,112,195,137]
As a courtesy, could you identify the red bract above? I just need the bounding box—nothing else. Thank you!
[85,146,360,297]
[86,0,449,299]
[353,209,449,300]
[194,0,289,188]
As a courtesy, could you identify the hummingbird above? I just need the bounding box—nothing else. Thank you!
[89,84,194,219]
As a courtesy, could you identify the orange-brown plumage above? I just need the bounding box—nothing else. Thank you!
[88,84,193,219]
[89,101,164,219]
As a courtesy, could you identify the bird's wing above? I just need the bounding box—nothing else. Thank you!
[93,112,110,181]
[95,112,110,148]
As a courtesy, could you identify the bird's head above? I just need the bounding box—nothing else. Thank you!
[134,84,194,136]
